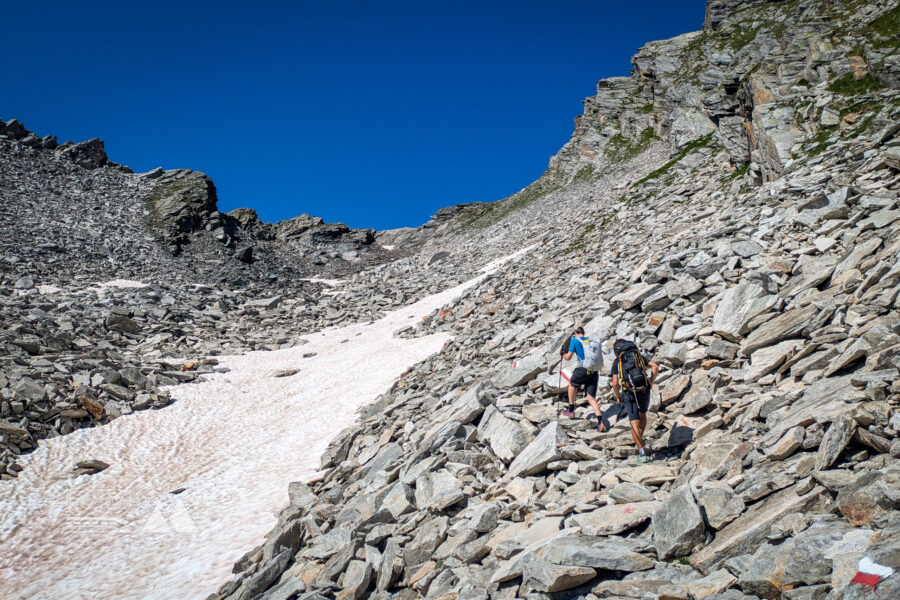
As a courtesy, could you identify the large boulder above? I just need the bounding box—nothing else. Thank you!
[522,561,596,593]
[476,405,531,463]
[494,347,547,388]
[691,484,830,573]
[711,281,769,341]
[652,486,706,559]
[565,501,660,536]
[507,421,566,478]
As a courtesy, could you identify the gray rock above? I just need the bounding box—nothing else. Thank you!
[335,560,372,600]
[522,561,596,593]
[494,347,546,387]
[815,413,857,471]
[712,282,768,341]
[738,540,793,599]
[507,421,566,478]
[652,485,706,560]
[476,405,531,463]
[468,502,500,533]
[697,484,745,530]
[609,482,656,504]
[691,484,828,572]
[536,536,655,572]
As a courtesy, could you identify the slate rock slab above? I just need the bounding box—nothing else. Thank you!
[652,485,706,559]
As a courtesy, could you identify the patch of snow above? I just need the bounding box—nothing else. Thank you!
[301,277,342,287]
[36,284,62,295]
[381,244,395,251]
[0,248,533,600]
[95,279,149,289]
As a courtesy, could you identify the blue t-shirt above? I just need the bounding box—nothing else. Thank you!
[568,336,587,361]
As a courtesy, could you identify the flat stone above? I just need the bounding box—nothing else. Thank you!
[477,405,531,464]
[507,421,565,478]
[685,569,737,598]
[697,484,745,530]
[783,520,852,587]
[415,470,462,510]
[766,426,805,461]
[609,482,656,504]
[495,347,547,388]
[690,484,828,573]
[712,282,769,341]
[740,305,818,357]
[612,283,663,310]
[739,541,794,599]
[660,374,690,404]
[534,536,655,572]
[836,468,899,526]
[566,501,660,536]
[522,561,596,592]
[745,339,804,382]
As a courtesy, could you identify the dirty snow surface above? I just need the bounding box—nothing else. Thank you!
[0,248,531,600]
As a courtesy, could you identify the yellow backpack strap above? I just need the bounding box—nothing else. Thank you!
[618,354,625,390]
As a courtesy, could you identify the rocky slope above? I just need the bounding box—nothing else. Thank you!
[207,2,900,600]
[0,118,490,475]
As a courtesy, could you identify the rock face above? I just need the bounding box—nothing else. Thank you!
[4,0,900,599]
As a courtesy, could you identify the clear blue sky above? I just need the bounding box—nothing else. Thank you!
[1,1,702,230]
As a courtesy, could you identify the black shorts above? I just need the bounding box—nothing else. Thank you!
[569,367,598,398]
[623,388,650,421]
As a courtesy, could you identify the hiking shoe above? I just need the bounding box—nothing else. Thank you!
[560,408,575,418]
[596,422,606,432]
[636,454,649,463]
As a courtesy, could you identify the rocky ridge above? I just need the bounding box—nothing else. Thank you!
[0,119,493,475]
[209,2,900,600]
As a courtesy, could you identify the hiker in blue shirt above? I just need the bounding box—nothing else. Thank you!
[559,326,605,431]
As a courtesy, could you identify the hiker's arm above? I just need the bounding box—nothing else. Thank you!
[562,350,574,361]
[611,374,622,403]
[560,336,574,361]
[649,362,659,387]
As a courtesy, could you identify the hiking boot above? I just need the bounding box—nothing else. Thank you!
[596,421,606,432]
[560,407,575,418]
[636,454,649,463]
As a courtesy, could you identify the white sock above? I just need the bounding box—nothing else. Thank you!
[639,448,646,456]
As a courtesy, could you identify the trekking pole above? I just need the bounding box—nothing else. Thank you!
[556,358,563,418]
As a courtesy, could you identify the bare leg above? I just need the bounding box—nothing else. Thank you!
[585,394,602,417]
[629,419,644,449]
[567,384,576,407]
[638,413,647,439]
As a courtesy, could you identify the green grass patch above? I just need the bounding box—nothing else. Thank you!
[827,72,883,95]
[850,114,876,138]
[606,127,660,163]
[862,5,900,48]
[637,103,654,113]
[572,164,595,183]
[725,23,761,51]
[725,162,750,181]
[633,133,716,187]
[807,127,838,157]
[564,223,596,254]
[455,172,562,231]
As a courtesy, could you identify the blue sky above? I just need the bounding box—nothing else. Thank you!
[1,1,702,230]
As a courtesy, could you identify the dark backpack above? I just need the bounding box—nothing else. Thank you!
[614,339,648,392]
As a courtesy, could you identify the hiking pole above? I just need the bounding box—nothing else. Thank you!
[556,358,563,418]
